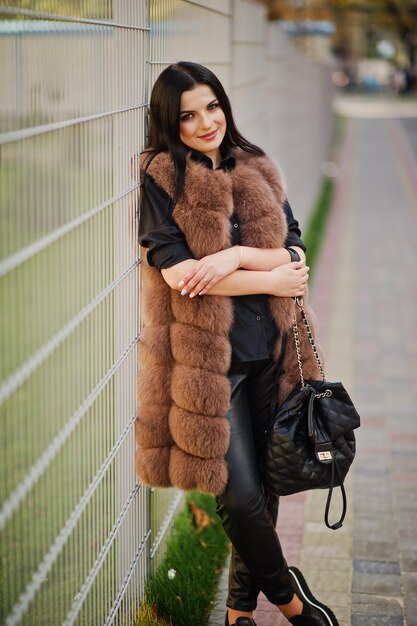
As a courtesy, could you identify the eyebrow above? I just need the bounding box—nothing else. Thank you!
[180,98,218,114]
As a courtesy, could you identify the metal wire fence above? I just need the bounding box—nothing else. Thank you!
[0,1,333,625]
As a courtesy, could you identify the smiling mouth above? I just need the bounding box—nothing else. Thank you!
[198,129,218,140]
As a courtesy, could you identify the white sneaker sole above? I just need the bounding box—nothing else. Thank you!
[288,567,339,626]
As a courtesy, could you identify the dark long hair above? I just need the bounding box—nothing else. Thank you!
[143,61,264,203]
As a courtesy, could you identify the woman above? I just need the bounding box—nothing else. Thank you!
[136,61,338,626]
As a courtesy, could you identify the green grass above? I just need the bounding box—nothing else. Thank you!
[136,604,173,626]
[303,176,334,280]
[136,491,230,626]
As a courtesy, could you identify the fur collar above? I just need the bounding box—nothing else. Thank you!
[146,149,288,256]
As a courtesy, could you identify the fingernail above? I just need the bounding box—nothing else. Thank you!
[178,280,184,287]
[181,289,188,296]
[189,292,195,298]
[198,291,205,296]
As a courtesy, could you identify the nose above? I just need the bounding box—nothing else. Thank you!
[199,112,211,130]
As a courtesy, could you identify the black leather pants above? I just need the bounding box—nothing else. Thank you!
[216,358,295,611]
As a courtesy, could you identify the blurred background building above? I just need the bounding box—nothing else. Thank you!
[265,0,417,92]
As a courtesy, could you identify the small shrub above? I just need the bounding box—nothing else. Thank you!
[137,491,230,626]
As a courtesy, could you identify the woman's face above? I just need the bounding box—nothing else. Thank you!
[179,84,226,166]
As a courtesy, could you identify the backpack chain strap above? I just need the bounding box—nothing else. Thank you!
[292,297,326,390]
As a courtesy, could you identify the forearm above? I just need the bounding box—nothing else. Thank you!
[161,255,308,299]
[162,260,273,297]
[239,245,305,271]
[204,268,273,296]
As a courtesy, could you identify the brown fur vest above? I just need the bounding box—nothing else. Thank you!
[135,149,322,495]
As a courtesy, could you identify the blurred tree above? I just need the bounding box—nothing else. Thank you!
[266,0,417,64]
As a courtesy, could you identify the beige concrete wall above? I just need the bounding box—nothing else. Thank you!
[231,0,334,224]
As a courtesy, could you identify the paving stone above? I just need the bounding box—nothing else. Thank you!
[351,593,403,615]
[352,572,402,595]
[207,560,230,626]
[303,544,352,560]
[399,534,417,549]
[297,569,350,593]
[401,552,417,573]
[254,606,287,626]
[403,572,417,593]
[304,521,348,535]
[353,527,395,544]
[330,605,350,624]
[403,577,417,626]
[353,485,391,499]
[353,560,401,575]
[351,615,403,626]
[353,498,393,515]
[300,558,353,574]
[353,511,395,525]
[303,531,352,550]
[310,592,351,609]
[353,539,399,562]
[405,597,417,626]
[305,494,347,522]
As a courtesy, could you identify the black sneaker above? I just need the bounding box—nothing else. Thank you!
[225,612,257,626]
[288,566,339,626]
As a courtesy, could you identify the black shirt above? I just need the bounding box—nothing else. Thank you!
[139,149,306,362]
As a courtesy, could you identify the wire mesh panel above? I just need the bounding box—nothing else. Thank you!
[148,0,232,97]
[0,2,152,625]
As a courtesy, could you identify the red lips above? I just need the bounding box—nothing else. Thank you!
[198,129,218,141]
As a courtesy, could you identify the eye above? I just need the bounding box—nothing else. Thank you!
[180,113,194,122]
[208,102,220,110]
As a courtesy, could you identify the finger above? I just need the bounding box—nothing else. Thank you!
[200,276,218,294]
[178,269,199,289]
[189,275,213,298]
[291,263,309,276]
[192,276,217,298]
[182,269,206,291]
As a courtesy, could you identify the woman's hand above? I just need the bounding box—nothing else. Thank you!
[178,247,240,298]
[269,261,309,297]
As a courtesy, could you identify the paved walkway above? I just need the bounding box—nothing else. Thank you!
[209,103,417,626]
